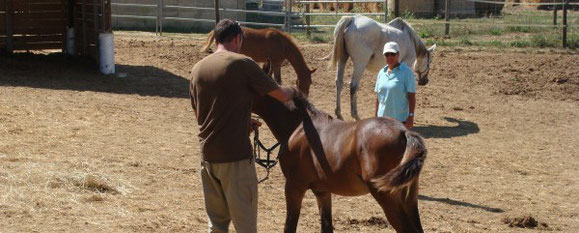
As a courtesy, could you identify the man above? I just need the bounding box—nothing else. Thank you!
[374,41,416,129]
[189,19,296,233]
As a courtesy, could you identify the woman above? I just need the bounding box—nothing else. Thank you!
[374,41,416,129]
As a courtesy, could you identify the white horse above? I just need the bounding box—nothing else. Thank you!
[330,15,436,120]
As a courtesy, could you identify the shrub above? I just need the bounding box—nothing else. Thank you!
[567,34,579,49]
[489,27,503,36]
[459,36,473,46]
[531,34,558,48]
[509,40,530,47]
[506,26,531,33]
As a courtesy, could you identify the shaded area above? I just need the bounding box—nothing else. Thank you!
[419,195,503,213]
[413,117,479,139]
[0,52,189,98]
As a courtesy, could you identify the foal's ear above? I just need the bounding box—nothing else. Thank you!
[428,44,436,53]
[310,68,317,74]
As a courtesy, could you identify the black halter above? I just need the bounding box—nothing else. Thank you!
[252,125,280,183]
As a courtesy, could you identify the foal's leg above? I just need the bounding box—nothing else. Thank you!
[313,190,333,233]
[369,185,424,233]
[334,54,348,120]
[284,181,307,233]
[403,180,423,231]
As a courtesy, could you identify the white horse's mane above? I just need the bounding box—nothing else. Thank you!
[387,18,428,57]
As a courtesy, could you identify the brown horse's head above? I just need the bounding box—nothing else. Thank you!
[296,68,316,96]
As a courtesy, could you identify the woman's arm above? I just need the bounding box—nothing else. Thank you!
[375,97,379,117]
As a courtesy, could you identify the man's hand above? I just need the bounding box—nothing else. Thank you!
[249,118,262,135]
[283,99,297,111]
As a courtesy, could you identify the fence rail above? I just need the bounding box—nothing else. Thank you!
[111,0,575,47]
[468,0,567,6]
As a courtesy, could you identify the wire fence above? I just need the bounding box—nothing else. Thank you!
[111,0,578,48]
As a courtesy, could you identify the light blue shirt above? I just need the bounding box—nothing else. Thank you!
[374,62,416,121]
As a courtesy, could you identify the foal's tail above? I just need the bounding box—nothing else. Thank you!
[372,131,427,193]
[329,16,354,69]
[199,30,215,53]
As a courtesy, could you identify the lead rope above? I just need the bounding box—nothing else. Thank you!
[252,124,280,184]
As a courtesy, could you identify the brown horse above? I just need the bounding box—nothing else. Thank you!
[253,85,427,232]
[200,26,316,95]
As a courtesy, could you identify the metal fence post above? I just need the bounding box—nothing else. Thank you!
[285,0,289,31]
[160,0,164,36]
[553,0,557,25]
[215,0,220,26]
[306,2,311,38]
[394,0,399,17]
[445,0,450,38]
[156,0,160,35]
[562,0,568,48]
[384,0,388,23]
[289,0,293,34]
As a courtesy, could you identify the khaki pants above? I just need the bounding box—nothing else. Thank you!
[201,159,258,233]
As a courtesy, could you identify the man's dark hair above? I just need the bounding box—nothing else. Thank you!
[214,19,243,44]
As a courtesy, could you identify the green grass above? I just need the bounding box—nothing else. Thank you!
[287,7,579,49]
[531,34,559,47]
[489,27,504,36]
[458,36,473,46]
[509,40,531,48]
[481,40,506,47]
[568,34,579,49]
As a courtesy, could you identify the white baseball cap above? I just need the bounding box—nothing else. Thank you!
[382,41,400,54]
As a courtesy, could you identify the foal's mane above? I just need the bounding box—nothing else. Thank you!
[292,94,334,175]
[278,29,300,49]
[293,95,333,125]
[387,18,427,57]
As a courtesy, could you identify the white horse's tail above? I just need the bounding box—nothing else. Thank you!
[330,16,355,68]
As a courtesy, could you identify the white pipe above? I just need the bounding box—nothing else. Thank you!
[99,33,115,75]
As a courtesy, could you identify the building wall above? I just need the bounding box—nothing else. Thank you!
[390,0,436,17]
[388,0,476,18]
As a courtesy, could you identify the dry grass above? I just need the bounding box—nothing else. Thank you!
[0,31,578,232]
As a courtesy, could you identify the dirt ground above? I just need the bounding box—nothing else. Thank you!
[1,31,578,232]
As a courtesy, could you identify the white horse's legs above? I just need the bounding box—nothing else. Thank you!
[334,55,348,120]
[349,57,370,121]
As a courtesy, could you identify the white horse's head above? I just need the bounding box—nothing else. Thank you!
[414,44,436,86]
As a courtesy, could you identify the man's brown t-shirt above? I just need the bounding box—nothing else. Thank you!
[190,51,279,163]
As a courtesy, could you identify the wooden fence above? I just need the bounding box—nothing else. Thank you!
[1,0,112,60]
[73,0,113,61]
[0,0,67,51]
